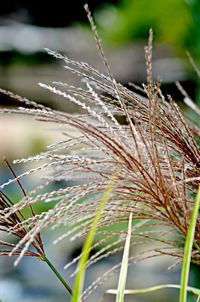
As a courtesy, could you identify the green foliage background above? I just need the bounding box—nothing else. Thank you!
[96,0,198,56]
[96,0,200,103]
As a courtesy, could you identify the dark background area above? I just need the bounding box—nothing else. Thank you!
[0,0,119,26]
[0,0,199,104]
[0,0,200,99]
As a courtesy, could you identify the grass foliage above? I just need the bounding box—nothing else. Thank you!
[115,212,132,302]
[71,171,118,302]
[179,185,200,302]
[106,284,200,297]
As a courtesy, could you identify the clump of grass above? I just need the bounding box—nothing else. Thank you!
[0,159,73,295]
[0,5,200,301]
[0,157,45,261]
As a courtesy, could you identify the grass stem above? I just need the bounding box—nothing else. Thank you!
[42,255,73,295]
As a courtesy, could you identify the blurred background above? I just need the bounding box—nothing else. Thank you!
[0,1,200,301]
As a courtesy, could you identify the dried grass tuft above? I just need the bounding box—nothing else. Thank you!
[0,21,200,298]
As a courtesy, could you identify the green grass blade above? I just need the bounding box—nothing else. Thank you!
[179,185,200,302]
[106,284,200,296]
[71,171,118,302]
[116,212,132,302]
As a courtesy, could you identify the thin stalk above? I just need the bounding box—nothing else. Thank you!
[42,255,73,295]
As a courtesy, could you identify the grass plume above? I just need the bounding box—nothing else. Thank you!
[0,12,200,300]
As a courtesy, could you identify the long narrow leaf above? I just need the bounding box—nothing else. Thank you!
[179,185,200,302]
[71,171,118,302]
[116,212,133,302]
[106,284,200,296]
